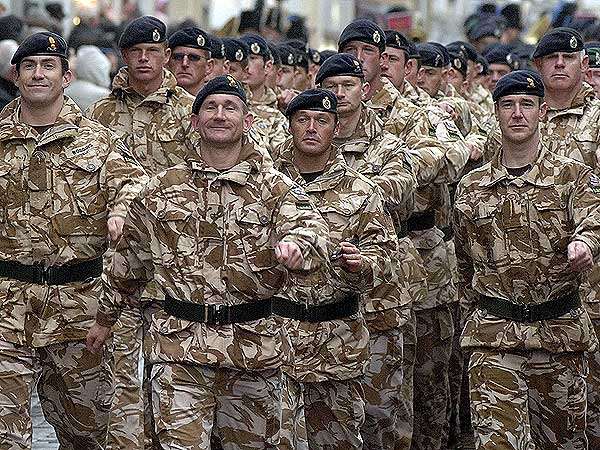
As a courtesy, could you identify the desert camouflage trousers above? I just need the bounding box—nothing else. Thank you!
[151,362,286,449]
[304,377,365,449]
[586,319,600,449]
[0,338,113,449]
[106,307,146,449]
[448,301,466,448]
[411,304,453,450]
[279,376,307,450]
[396,312,416,450]
[469,349,588,450]
[360,326,405,449]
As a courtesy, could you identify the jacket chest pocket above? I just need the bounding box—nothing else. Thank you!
[235,205,286,293]
[0,162,26,221]
[471,204,503,266]
[529,190,570,253]
[151,206,197,269]
[54,157,108,237]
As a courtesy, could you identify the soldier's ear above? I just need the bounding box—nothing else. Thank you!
[581,54,590,72]
[243,111,254,133]
[361,81,370,100]
[191,114,200,130]
[62,69,73,89]
[163,47,172,66]
[539,100,547,120]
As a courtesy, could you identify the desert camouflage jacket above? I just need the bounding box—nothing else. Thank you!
[454,144,600,352]
[98,138,329,371]
[0,96,146,347]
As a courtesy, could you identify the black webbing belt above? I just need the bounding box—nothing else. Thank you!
[273,294,360,322]
[164,293,361,325]
[0,257,103,285]
[165,294,274,325]
[479,291,580,323]
[407,211,436,232]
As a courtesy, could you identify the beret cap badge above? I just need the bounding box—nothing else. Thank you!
[527,77,535,88]
[373,31,381,44]
[570,36,578,49]
[312,51,320,63]
[152,29,160,42]
[197,34,205,47]
[287,53,294,64]
[227,75,237,86]
[454,58,462,69]
[235,49,243,61]
[250,42,260,54]
[322,96,331,110]
[48,36,57,51]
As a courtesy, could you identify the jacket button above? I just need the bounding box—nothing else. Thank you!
[259,215,269,225]
[87,163,96,171]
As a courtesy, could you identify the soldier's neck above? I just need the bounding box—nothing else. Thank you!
[249,83,266,100]
[544,85,580,110]
[199,141,243,170]
[501,133,540,168]
[185,82,204,97]
[336,107,363,139]
[293,147,331,173]
[130,73,164,98]
[365,75,383,100]
[20,97,63,127]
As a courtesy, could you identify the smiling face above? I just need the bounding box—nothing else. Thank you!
[535,51,587,94]
[16,55,71,107]
[290,109,337,156]
[191,94,252,147]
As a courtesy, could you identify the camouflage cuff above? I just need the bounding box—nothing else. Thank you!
[573,236,599,259]
[108,205,128,219]
[96,310,119,328]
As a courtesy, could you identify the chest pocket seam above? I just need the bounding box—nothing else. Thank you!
[236,206,278,272]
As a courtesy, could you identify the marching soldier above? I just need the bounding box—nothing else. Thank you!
[87,75,329,448]
[454,69,600,450]
[275,89,400,449]
[87,15,195,449]
[0,32,145,448]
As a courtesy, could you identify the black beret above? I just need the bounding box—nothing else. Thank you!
[319,50,337,63]
[416,43,445,68]
[0,15,24,42]
[470,18,503,41]
[338,19,386,54]
[308,48,322,65]
[118,16,166,49]
[12,31,68,65]
[208,35,225,59]
[285,89,338,117]
[586,42,600,68]
[277,44,297,67]
[447,41,478,62]
[406,39,421,59]
[484,44,520,70]
[222,38,249,62]
[492,70,544,102]
[239,34,271,60]
[449,52,467,78]
[478,53,490,75]
[285,39,309,53]
[315,53,364,85]
[192,74,247,113]
[500,3,522,30]
[296,51,309,71]
[533,27,584,59]
[168,27,211,52]
[429,42,450,66]
[268,42,281,65]
[385,30,410,52]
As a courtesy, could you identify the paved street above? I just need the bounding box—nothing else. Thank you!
[32,393,58,450]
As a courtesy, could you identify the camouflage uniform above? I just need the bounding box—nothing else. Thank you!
[334,106,421,449]
[0,96,145,449]
[276,142,401,450]
[97,138,329,448]
[539,82,600,447]
[87,66,194,449]
[247,85,289,155]
[454,144,600,450]
[466,83,494,116]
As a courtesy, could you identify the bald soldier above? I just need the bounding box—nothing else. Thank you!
[87,75,329,448]
[532,27,600,449]
[0,32,145,448]
[87,15,195,449]
[454,70,600,450]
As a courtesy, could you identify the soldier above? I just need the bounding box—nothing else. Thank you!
[87,75,329,449]
[307,48,322,88]
[240,34,278,109]
[266,41,281,92]
[315,53,421,449]
[483,44,521,91]
[167,27,213,97]
[223,38,249,83]
[585,42,600,98]
[208,35,227,78]
[276,44,298,91]
[0,32,145,449]
[454,69,600,450]
[275,89,400,449]
[87,15,195,449]
[533,27,600,448]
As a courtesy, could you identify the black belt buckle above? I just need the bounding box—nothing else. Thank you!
[205,304,231,325]
[33,264,51,285]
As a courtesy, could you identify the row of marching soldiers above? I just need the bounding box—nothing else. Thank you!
[2,8,600,450]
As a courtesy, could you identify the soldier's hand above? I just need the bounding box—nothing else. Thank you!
[277,89,297,112]
[108,216,125,243]
[336,242,363,273]
[568,241,593,272]
[467,143,483,161]
[86,322,112,354]
[275,242,304,270]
